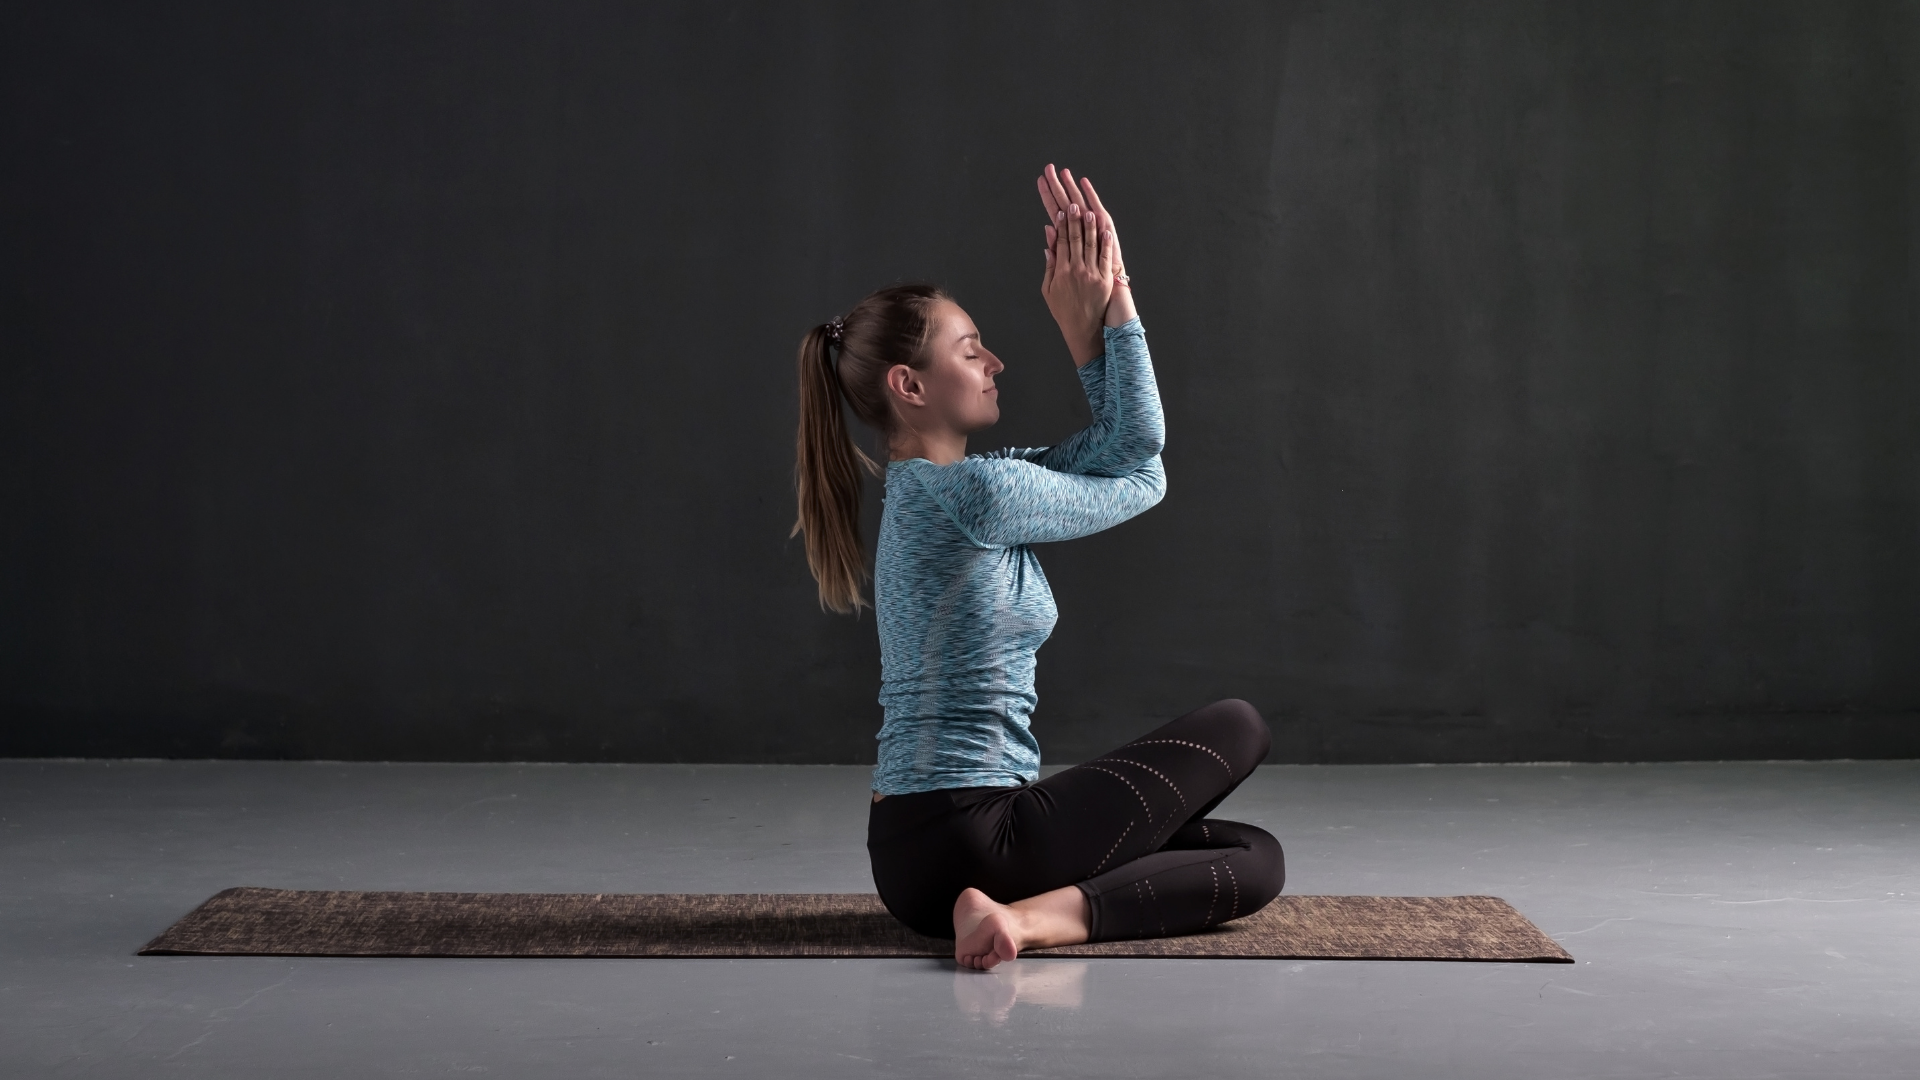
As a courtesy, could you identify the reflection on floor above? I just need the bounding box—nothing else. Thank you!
[2,758,1915,1078]
[952,959,1088,1025]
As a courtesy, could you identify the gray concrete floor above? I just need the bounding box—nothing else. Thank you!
[1,759,1915,1078]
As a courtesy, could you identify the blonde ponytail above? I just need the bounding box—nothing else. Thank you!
[793,324,878,612]
[791,284,950,614]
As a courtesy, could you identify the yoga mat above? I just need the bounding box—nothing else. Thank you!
[141,888,1573,962]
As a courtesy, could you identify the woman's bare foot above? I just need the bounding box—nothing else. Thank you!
[952,886,1091,971]
[953,888,1020,970]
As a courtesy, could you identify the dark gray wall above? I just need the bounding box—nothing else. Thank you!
[4,2,1917,764]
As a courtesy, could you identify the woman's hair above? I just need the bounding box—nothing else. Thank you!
[793,282,952,613]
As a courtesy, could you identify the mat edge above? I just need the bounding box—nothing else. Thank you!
[137,939,1575,962]
[135,889,1573,963]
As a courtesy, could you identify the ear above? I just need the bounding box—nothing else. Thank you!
[885,364,926,408]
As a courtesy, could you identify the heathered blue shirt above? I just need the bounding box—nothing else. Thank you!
[871,318,1166,795]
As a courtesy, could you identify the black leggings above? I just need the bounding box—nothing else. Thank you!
[867,699,1284,942]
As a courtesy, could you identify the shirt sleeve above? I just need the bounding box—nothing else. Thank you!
[905,453,1167,549]
[1029,319,1164,478]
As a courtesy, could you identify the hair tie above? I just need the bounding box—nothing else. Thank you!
[824,316,845,346]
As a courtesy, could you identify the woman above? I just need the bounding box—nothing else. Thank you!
[793,165,1283,970]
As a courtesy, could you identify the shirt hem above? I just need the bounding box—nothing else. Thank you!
[870,770,1039,796]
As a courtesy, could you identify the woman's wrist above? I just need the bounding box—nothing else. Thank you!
[1103,278,1137,327]
[1065,325,1104,368]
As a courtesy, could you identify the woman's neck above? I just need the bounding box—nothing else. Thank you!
[889,428,968,466]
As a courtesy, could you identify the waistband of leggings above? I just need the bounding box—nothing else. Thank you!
[866,782,1025,843]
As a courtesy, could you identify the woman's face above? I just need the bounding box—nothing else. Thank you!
[907,300,1003,434]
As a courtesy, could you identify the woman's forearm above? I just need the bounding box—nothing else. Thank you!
[1104,281,1136,327]
[1062,322,1106,368]
[1030,319,1163,477]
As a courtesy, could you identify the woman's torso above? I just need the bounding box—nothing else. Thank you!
[871,456,1058,795]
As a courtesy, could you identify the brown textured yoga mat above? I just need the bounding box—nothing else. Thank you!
[141,888,1572,962]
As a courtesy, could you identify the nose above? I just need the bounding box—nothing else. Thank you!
[985,350,1004,376]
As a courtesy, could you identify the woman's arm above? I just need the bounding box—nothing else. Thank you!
[1037,168,1116,369]
[1030,166,1160,476]
[1031,321,1163,477]
[1038,165,1136,330]
[906,454,1167,549]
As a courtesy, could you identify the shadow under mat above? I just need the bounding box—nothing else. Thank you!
[140,889,1573,962]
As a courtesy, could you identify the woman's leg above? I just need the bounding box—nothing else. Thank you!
[988,699,1273,890]
[951,883,1089,970]
[948,818,1285,963]
[939,699,1284,962]
[946,814,1278,964]
[1071,817,1283,941]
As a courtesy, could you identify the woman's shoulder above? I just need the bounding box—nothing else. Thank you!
[886,453,1052,531]
[893,451,1053,495]
[889,449,1048,479]
[977,447,1050,463]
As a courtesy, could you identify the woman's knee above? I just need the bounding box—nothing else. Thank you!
[1236,824,1286,908]
[1191,698,1271,767]
[875,883,960,939]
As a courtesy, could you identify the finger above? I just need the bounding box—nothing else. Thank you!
[1079,175,1104,214]
[1044,163,1075,213]
[1067,202,1082,270]
[1045,223,1056,248]
[1037,173,1065,221]
[1073,203,1091,270]
[1079,176,1106,230]
[1059,164,1090,208]
[1081,177,1117,245]
[1043,164,1075,221]
[1081,177,1124,271]
[1077,203,1096,269]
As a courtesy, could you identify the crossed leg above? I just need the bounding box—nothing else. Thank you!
[950,699,1285,968]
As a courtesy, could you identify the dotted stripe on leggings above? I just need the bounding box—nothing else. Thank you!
[1120,738,1236,780]
[1206,863,1221,926]
[1143,875,1166,936]
[1225,860,1241,919]
[1094,820,1133,873]
[1092,755,1187,812]
[1082,765,1154,824]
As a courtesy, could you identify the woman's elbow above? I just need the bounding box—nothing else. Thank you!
[1139,457,1168,506]
[1115,421,1166,468]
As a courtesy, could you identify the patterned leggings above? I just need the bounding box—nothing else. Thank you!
[866,699,1284,941]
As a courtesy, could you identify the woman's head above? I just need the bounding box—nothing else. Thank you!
[794,283,1002,613]
[885,299,1003,442]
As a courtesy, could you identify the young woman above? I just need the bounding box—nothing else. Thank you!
[793,165,1283,971]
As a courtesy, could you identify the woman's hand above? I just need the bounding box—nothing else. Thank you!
[1038,169,1115,368]
[1037,165,1137,338]
[1038,165,1126,280]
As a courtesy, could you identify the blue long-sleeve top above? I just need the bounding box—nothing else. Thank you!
[871,318,1166,795]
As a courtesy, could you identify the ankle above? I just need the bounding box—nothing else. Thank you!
[1004,905,1042,945]
[1008,889,1089,949]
